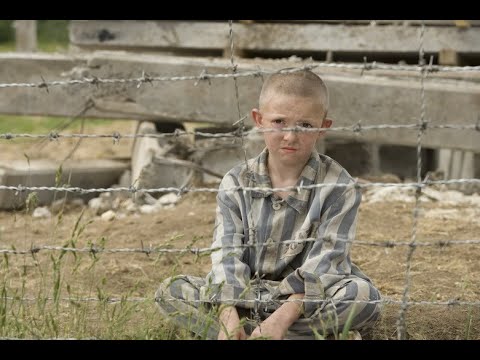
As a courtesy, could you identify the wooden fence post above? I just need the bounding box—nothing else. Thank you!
[14,20,37,52]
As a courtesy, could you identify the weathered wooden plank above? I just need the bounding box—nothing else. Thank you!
[70,20,480,54]
[0,52,479,151]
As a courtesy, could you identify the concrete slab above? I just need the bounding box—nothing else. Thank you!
[0,159,128,210]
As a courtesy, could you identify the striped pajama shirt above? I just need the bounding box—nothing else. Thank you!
[156,149,382,339]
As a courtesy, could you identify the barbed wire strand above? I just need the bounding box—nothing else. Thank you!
[1,238,480,256]
[1,178,479,195]
[1,121,478,141]
[397,21,428,341]
[228,19,262,329]
[1,62,480,91]
[2,295,479,307]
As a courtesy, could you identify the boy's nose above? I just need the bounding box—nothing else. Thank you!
[283,128,297,140]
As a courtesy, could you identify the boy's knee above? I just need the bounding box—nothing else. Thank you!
[351,278,381,301]
[155,276,179,301]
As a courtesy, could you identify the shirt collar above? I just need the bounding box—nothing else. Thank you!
[248,148,320,214]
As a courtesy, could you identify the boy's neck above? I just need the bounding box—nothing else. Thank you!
[267,157,306,199]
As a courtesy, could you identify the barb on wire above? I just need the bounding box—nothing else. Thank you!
[360,56,375,76]
[137,70,153,88]
[112,131,121,144]
[352,121,363,134]
[48,131,59,141]
[38,76,49,93]
[30,98,96,156]
[194,69,211,86]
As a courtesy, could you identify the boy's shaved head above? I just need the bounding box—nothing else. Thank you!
[259,70,329,118]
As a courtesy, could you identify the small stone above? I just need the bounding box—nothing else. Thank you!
[101,210,116,221]
[32,207,52,218]
[88,197,111,215]
[140,204,158,214]
[158,193,179,206]
[100,192,112,199]
[71,198,85,208]
[50,199,66,214]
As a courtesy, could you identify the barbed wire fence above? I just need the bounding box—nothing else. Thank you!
[0,20,479,340]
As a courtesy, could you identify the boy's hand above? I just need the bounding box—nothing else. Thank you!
[249,293,305,340]
[218,306,248,340]
[249,316,287,340]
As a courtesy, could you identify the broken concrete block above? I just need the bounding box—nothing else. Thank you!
[130,121,194,201]
[0,159,128,210]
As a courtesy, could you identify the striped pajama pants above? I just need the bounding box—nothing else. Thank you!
[155,275,382,340]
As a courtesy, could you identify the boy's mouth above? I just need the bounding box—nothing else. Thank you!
[281,147,297,152]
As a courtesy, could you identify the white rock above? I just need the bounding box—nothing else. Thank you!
[421,188,443,201]
[32,207,52,218]
[422,188,480,205]
[50,199,66,214]
[158,193,179,206]
[88,197,111,215]
[140,204,159,214]
[122,198,138,213]
[112,197,122,210]
[71,198,85,208]
[364,186,417,203]
[101,210,116,221]
[443,190,468,203]
[100,192,112,199]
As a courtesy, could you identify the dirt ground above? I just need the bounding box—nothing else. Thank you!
[1,121,479,339]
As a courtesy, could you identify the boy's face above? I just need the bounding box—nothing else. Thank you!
[252,93,332,168]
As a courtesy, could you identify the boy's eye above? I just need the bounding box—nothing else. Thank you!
[272,119,285,126]
[298,122,313,128]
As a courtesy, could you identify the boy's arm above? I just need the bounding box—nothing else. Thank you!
[218,305,247,340]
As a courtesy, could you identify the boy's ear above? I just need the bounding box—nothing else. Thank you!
[322,118,333,128]
[317,118,332,139]
[251,108,263,127]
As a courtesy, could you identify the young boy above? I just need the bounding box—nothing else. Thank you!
[155,70,382,340]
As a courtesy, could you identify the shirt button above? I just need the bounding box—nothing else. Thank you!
[272,203,282,210]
